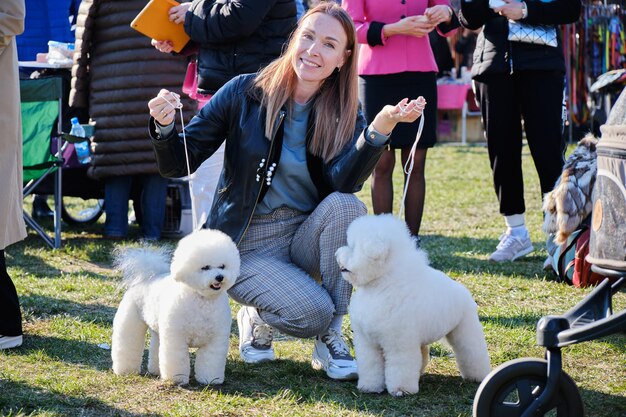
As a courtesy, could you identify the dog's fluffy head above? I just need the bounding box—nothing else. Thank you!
[336,214,428,287]
[170,229,240,297]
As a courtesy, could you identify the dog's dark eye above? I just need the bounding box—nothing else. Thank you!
[201,265,212,271]
[218,264,225,269]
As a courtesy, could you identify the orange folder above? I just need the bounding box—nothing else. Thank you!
[130,0,191,53]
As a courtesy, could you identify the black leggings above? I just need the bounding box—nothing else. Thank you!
[474,71,566,216]
[0,250,22,336]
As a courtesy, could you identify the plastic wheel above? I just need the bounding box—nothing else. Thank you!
[473,358,584,417]
[61,197,104,225]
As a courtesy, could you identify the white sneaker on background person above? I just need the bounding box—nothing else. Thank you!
[489,232,534,262]
[0,335,23,350]
[237,306,275,363]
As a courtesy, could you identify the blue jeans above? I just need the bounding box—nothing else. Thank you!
[104,175,168,240]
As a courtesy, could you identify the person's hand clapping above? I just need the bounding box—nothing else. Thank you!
[372,97,427,136]
[424,5,453,25]
[384,16,436,38]
[169,2,191,25]
[148,89,181,126]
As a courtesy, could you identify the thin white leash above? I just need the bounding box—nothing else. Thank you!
[398,114,425,219]
[161,94,198,231]
[161,96,424,228]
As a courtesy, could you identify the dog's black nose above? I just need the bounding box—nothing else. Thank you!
[215,275,224,282]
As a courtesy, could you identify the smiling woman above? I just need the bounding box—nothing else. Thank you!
[291,13,350,101]
[147,2,426,382]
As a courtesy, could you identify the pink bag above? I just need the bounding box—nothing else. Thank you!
[182,59,212,105]
[182,59,198,98]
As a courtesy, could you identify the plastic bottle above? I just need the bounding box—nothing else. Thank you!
[460,66,471,83]
[70,117,92,164]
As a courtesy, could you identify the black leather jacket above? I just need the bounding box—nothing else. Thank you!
[459,0,581,79]
[150,74,387,245]
[183,0,296,95]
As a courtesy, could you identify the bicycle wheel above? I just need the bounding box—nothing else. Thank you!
[473,358,584,417]
[61,197,105,225]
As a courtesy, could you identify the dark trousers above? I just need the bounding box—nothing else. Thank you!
[0,250,22,336]
[474,71,566,216]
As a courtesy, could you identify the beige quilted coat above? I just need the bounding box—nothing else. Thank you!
[0,0,27,250]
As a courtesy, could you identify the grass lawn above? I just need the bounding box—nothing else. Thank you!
[1,143,624,417]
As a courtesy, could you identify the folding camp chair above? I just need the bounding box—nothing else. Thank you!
[20,76,65,248]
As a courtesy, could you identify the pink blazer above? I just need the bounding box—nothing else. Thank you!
[342,0,457,75]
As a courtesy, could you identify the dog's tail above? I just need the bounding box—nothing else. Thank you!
[113,246,171,289]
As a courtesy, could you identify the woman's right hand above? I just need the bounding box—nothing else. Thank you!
[148,89,181,126]
[151,39,174,53]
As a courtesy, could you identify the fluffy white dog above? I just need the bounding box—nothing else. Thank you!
[336,214,491,396]
[111,229,240,385]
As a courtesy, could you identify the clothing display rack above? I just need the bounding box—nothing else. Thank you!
[564,0,625,137]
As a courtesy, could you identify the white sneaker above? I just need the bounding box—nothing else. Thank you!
[489,233,534,262]
[237,306,275,364]
[311,329,358,381]
[0,335,23,350]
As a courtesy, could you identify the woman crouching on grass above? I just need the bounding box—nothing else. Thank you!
[147,2,426,381]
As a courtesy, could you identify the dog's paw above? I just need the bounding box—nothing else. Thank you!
[163,374,190,385]
[461,369,490,383]
[112,364,141,376]
[387,384,419,397]
[357,382,385,394]
[196,375,224,386]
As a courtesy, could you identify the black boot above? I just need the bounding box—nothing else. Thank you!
[32,195,53,219]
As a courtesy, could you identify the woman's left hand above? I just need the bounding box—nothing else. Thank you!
[372,97,427,135]
[424,5,453,25]
[493,0,525,20]
[169,2,191,25]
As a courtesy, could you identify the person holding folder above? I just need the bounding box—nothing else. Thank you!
[70,0,196,241]
[152,0,297,228]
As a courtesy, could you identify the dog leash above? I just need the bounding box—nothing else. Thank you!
[398,114,425,219]
[162,95,424,228]
[161,94,199,231]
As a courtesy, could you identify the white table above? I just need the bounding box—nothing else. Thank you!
[19,60,72,69]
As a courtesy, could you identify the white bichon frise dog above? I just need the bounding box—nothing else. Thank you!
[111,229,240,385]
[335,215,491,396]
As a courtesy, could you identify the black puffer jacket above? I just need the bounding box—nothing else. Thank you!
[183,0,296,95]
[150,74,386,245]
[70,0,196,180]
[459,0,580,79]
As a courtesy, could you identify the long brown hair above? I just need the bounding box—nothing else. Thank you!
[252,2,359,162]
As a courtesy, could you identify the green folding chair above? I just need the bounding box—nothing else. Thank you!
[20,76,65,248]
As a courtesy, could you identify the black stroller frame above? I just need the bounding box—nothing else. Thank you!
[473,269,626,416]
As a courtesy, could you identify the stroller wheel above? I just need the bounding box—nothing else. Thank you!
[473,358,583,417]
[61,197,105,225]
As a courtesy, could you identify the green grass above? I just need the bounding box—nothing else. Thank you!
[1,143,625,417]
